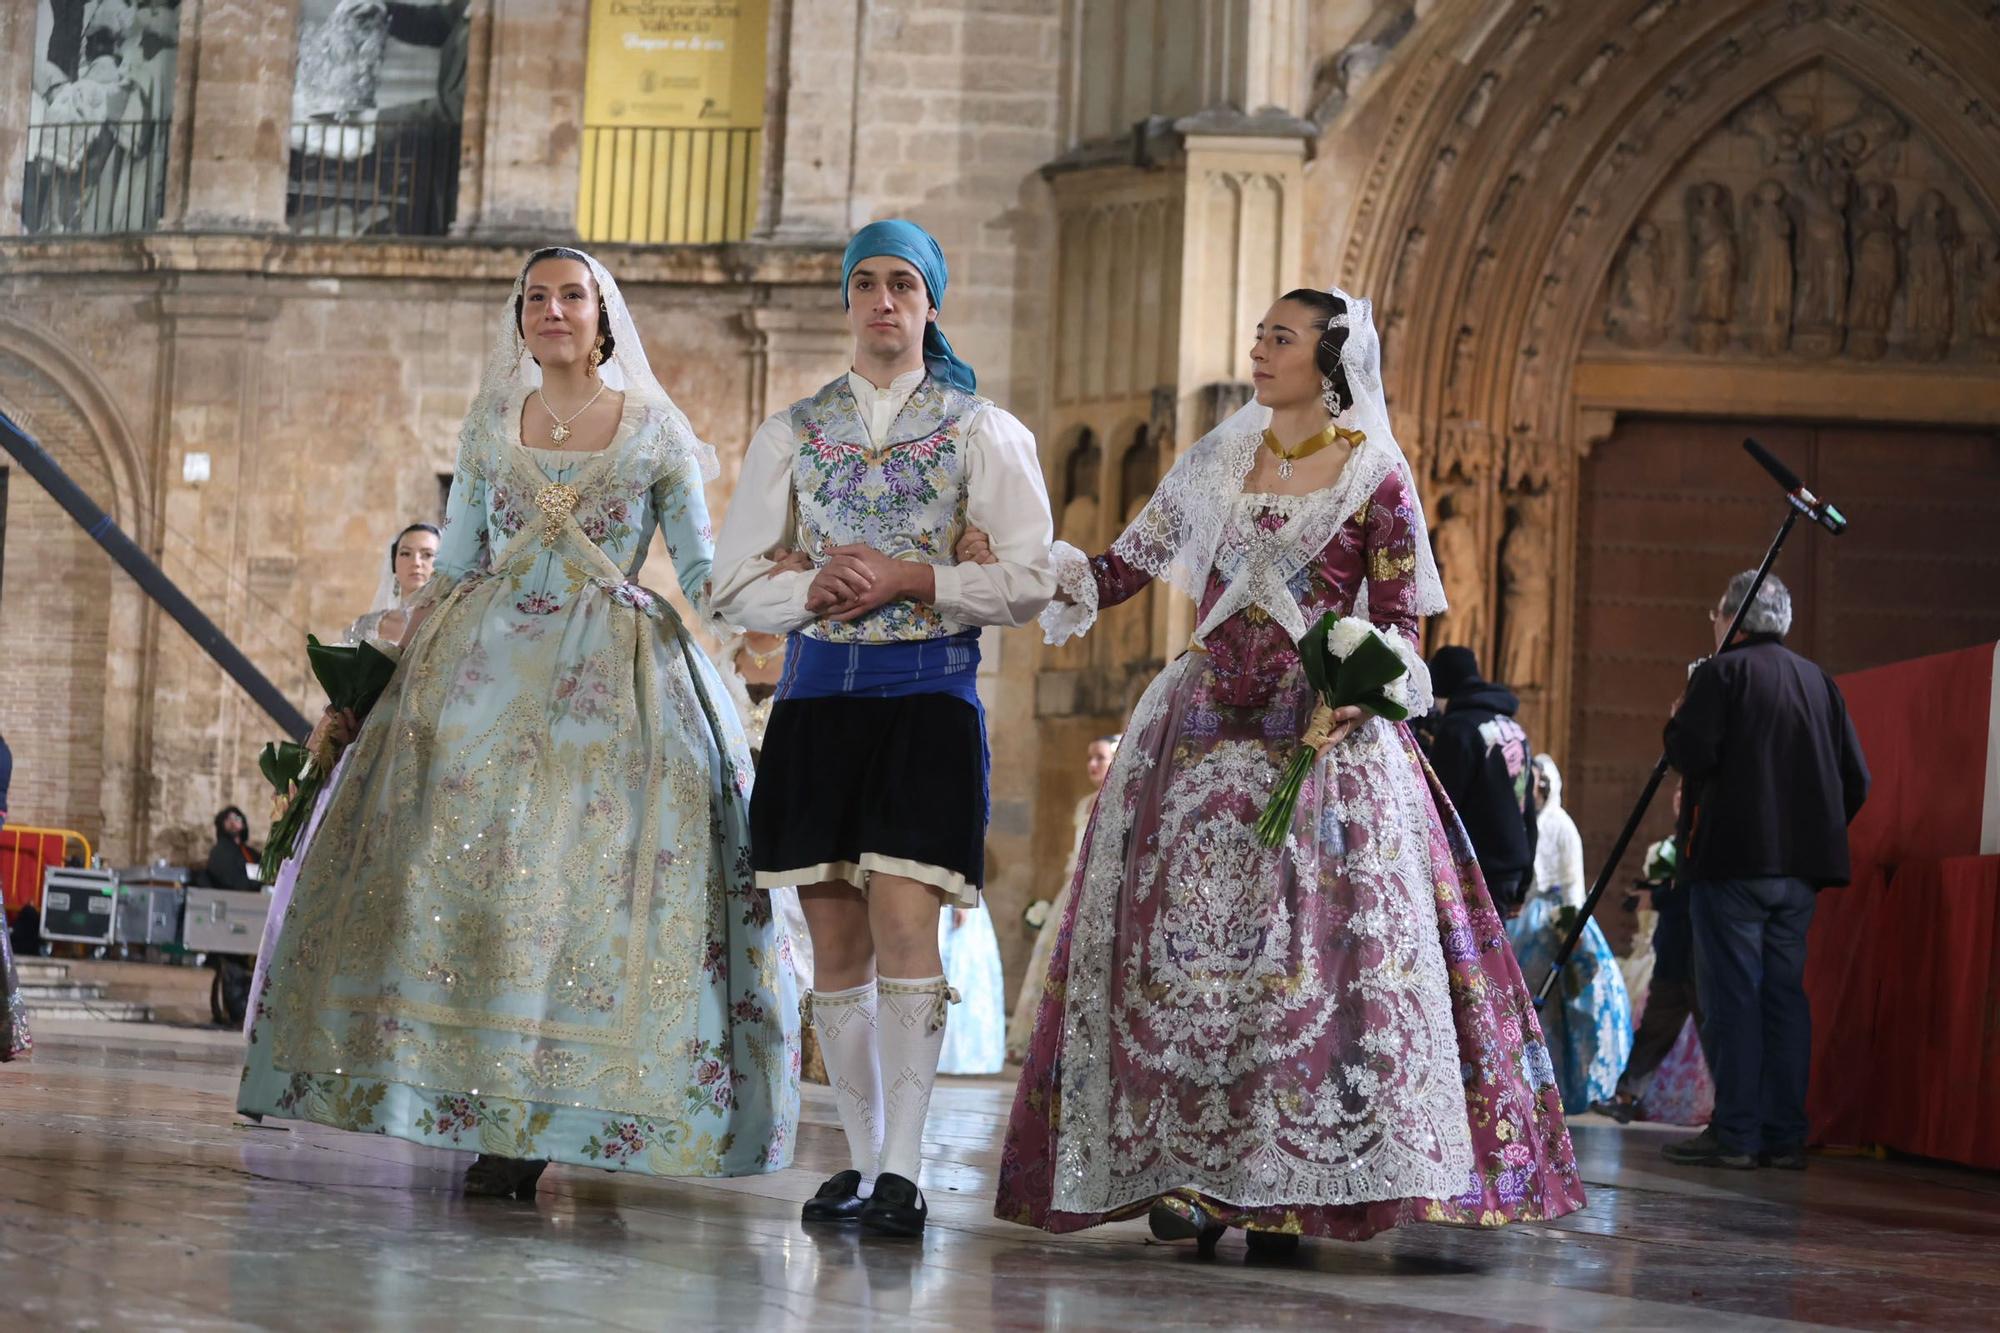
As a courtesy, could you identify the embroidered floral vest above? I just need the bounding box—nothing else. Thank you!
[788,373,980,644]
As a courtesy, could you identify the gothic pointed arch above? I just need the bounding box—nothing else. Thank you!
[1317,0,2000,748]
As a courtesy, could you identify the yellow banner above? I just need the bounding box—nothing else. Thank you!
[580,0,768,243]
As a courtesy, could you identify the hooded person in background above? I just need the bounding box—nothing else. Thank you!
[203,803,261,1027]
[205,805,260,892]
[1421,645,1537,916]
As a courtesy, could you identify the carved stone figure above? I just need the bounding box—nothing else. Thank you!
[1498,496,1554,690]
[1904,189,1959,361]
[1445,323,1478,417]
[1974,241,2000,354]
[1606,221,1670,348]
[1844,181,1899,360]
[1428,498,1486,659]
[1742,180,1794,355]
[1789,139,1851,357]
[1825,98,1908,174]
[1685,183,1737,353]
[1729,93,1807,167]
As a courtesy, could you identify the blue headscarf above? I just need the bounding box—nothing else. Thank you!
[840,219,977,394]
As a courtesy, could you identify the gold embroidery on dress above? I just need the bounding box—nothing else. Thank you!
[1369,546,1418,582]
[535,481,582,545]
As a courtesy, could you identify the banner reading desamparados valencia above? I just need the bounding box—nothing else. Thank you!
[580,1,770,243]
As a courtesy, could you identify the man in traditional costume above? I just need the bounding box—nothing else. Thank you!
[713,220,1056,1237]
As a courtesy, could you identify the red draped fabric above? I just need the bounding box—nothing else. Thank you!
[1805,643,2000,1168]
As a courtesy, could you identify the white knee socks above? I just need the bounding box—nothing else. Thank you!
[875,975,958,1189]
[809,980,883,1189]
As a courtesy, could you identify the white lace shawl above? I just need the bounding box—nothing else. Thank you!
[1040,289,1446,713]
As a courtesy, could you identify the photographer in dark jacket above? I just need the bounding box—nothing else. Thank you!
[1422,646,1538,916]
[1660,571,1869,1170]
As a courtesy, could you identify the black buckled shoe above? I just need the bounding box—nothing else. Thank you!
[857,1171,927,1238]
[802,1169,868,1224]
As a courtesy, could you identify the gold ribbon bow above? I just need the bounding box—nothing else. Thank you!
[930,981,962,1034]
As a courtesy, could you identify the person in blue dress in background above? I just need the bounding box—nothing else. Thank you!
[1507,754,1634,1113]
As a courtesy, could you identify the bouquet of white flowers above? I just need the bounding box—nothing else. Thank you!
[1253,612,1412,848]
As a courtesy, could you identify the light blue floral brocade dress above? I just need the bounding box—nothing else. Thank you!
[239,390,800,1177]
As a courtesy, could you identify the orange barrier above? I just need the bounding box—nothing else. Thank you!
[0,826,93,919]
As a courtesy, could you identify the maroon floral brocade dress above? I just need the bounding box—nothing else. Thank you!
[996,467,1585,1240]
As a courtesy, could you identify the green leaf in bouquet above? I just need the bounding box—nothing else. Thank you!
[258,740,311,794]
[1329,632,1409,704]
[1296,612,1339,700]
[305,634,399,716]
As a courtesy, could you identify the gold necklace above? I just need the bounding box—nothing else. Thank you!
[1263,422,1365,480]
[536,382,607,445]
[741,642,782,669]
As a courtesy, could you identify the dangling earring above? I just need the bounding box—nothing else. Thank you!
[588,340,604,377]
[1320,374,1341,418]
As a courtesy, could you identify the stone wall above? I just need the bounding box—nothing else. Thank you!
[0,243,842,866]
[1,0,1078,996]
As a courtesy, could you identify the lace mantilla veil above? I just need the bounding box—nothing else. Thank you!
[1041,285,1447,710]
[464,248,718,483]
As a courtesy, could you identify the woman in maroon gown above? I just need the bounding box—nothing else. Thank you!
[996,288,1583,1255]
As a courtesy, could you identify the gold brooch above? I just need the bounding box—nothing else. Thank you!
[534,481,582,545]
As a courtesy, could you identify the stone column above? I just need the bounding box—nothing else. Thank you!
[134,281,285,856]
[1173,119,1311,388]
[465,0,588,240]
[761,0,860,241]
[0,5,36,235]
[173,0,300,230]
[741,306,850,431]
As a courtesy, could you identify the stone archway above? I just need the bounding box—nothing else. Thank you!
[0,323,154,861]
[1314,0,2000,936]
[1317,0,2000,753]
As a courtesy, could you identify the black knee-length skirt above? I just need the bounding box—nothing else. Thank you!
[750,691,988,905]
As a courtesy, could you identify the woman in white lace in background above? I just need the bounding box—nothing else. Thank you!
[340,522,438,645]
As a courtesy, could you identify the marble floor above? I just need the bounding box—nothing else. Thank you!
[3,1025,1995,1331]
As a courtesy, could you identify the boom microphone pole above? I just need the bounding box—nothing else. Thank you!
[1534,437,1846,1006]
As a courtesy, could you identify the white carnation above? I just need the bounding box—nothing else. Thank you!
[1325,616,1376,659]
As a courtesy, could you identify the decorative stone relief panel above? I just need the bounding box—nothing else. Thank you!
[1588,65,1998,366]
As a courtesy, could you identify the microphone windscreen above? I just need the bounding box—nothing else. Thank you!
[1742,437,1803,492]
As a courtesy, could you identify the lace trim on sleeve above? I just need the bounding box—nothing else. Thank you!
[1376,624,1434,717]
[1039,540,1098,645]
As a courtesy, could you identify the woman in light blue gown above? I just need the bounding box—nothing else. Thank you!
[239,248,799,1197]
[1506,755,1634,1114]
